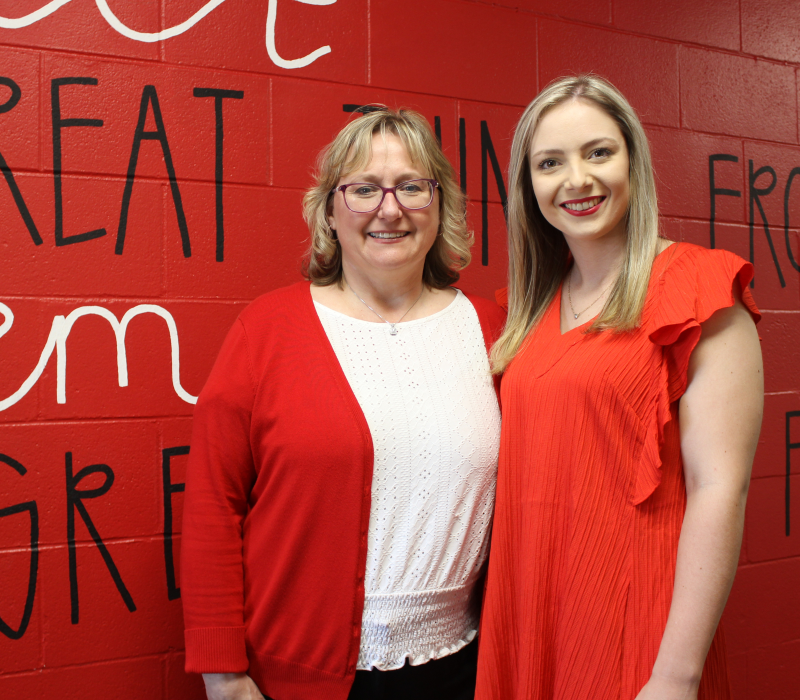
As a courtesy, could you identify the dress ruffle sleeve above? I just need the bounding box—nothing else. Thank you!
[631,246,761,505]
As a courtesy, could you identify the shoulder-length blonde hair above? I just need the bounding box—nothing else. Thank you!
[302,106,471,288]
[491,74,660,373]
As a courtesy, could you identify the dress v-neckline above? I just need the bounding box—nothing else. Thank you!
[553,285,597,337]
[554,242,680,336]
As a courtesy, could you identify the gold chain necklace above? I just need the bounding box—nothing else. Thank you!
[567,271,615,321]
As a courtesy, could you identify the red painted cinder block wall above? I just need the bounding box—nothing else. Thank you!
[0,1,797,698]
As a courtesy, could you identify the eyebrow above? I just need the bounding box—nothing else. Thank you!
[347,171,424,182]
[530,137,619,159]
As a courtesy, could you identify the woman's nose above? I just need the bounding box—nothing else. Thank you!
[565,162,592,191]
[378,190,402,219]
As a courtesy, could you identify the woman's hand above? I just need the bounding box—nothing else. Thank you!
[634,674,698,700]
[202,673,263,700]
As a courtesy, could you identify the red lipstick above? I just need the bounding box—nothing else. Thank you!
[560,196,606,217]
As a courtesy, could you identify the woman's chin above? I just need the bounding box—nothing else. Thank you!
[557,218,627,245]
[353,245,431,275]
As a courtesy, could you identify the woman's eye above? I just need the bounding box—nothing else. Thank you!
[398,182,423,193]
[354,185,379,196]
[538,159,558,170]
[589,148,612,159]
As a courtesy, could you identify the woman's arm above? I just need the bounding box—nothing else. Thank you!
[182,319,258,691]
[637,294,763,700]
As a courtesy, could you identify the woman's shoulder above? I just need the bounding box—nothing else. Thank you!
[460,289,506,316]
[238,280,313,327]
[651,241,756,304]
[647,242,760,343]
[458,289,507,339]
[654,241,751,279]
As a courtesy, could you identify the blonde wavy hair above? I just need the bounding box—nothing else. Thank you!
[302,106,472,288]
[491,75,660,373]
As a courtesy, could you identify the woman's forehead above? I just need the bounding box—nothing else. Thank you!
[532,99,622,149]
[341,132,429,178]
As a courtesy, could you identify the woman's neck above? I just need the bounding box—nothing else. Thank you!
[341,262,426,313]
[566,232,626,292]
[310,260,458,325]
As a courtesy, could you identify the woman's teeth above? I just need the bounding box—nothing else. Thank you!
[369,231,408,239]
[563,197,604,211]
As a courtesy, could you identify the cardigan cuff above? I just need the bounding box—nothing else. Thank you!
[184,626,249,673]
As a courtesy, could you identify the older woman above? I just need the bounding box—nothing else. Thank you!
[475,76,762,700]
[181,107,504,700]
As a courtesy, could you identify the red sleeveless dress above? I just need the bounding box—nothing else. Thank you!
[475,243,760,700]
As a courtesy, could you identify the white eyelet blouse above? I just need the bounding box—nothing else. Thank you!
[314,290,501,671]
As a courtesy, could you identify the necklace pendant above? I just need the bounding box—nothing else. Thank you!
[574,313,579,320]
[389,325,398,336]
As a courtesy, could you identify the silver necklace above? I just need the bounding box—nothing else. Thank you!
[567,270,614,320]
[344,277,425,336]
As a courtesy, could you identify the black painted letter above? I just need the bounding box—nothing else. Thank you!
[66,452,136,624]
[786,412,800,537]
[458,117,467,195]
[342,104,384,115]
[193,88,244,262]
[51,78,106,246]
[0,76,42,245]
[784,167,800,272]
[161,446,188,601]
[480,121,508,266]
[0,454,38,640]
[117,85,190,257]
[748,160,784,288]
[708,154,740,250]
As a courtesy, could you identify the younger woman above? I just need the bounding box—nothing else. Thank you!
[475,76,762,700]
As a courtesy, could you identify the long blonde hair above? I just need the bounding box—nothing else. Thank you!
[491,75,660,373]
[302,107,471,288]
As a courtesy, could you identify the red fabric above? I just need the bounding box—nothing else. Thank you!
[181,281,505,700]
[475,243,760,700]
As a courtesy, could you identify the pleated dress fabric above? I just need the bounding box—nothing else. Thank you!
[474,243,761,700]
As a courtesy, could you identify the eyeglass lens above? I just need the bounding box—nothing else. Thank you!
[343,180,433,213]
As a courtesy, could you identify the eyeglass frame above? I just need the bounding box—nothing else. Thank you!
[331,178,439,213]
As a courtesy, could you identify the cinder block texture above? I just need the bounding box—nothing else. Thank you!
[1,1,799,697]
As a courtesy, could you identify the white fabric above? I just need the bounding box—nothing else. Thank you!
[314,290,501,670]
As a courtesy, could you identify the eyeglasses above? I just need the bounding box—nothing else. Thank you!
[332,179,439,213]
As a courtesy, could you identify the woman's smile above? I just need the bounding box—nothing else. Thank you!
[367,230,411,240]
[560,195,606,215]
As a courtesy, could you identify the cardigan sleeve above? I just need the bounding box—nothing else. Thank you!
[461,291,507,406]
[182,317,258,673]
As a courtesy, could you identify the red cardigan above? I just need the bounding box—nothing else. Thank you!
[182,281,506,700]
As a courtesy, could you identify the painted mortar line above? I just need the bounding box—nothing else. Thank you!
[366,0,371,85]
[268,77,273,186]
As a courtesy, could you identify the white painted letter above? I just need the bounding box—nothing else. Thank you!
[1,0,228,40]
[94,0,228,43]
[0,0,74,29]
[267,0,337,70]
[0,302,197,411]
[1,0,337,69]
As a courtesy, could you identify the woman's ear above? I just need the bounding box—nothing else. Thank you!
[326,205,338,239]
[326,195,336,231]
